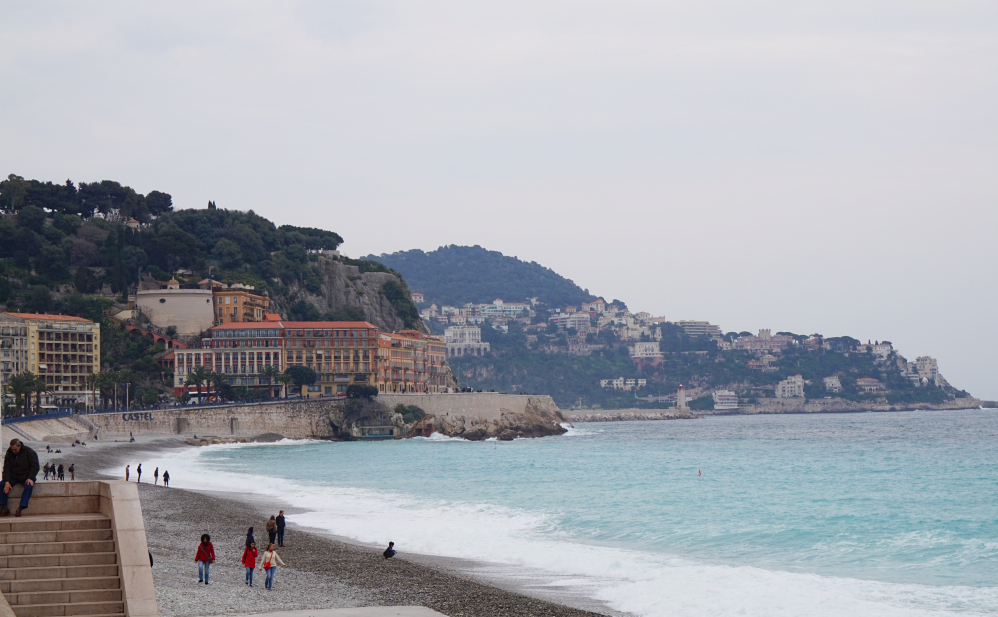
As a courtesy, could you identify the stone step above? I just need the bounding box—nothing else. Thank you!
[9,600,124,617]
[0,576,122,594]
[0,564,118,582]
[4,588,122,606]
[0,552,117,569]
[0,540,115,557]
[0,529,113,545]
[0,515,110,535]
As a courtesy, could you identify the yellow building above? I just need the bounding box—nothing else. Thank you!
[1,313,101,408]
[203,281,271,324]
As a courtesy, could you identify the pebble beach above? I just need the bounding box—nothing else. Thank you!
[36,437,612,617]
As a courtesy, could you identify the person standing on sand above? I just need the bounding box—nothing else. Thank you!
[276,511,286,547]
[136,464,142,483]
[257,543,285,590]
[266,515,277,545]
[125,465,130,481]
[163,471,169,487]
[245,527,255,548]
[1,439,40,518]
[242,541,258,586]
[43,463,50,481]
[57,464,64,481]
[154,467,159,485]
[68,464,75,481]
[195,534,215,584]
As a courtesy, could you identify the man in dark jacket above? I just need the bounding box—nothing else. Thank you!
[1,439,40,517]
[276,511,286,547]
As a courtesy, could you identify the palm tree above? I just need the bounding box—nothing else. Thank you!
[260,365,281,399]
[184,365,211,404]
[32,374,51,414]
[207,371,228,402]
[7,372,35,415]
[94,371,119,410]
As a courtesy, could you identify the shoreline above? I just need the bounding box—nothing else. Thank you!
[32,435,619,617]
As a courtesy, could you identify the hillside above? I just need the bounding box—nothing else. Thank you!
[449,323,973,410]
[364,245,597,308]
[0,173,422,406]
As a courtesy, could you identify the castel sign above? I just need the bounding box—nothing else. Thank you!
[122,412,154,421]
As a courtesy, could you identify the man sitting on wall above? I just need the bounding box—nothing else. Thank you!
[1,439,40,517]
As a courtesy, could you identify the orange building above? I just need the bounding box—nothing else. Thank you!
[376,330,448,393]
[202,281,271,324]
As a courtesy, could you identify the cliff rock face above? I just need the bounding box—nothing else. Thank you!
[287,256,427,333]
[387,394,569,441]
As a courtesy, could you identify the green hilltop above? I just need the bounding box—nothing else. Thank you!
[364,245,598,308]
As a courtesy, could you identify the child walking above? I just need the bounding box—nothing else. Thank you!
[242,541,258,586]
[258,543,285,590]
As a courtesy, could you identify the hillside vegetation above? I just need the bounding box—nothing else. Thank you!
[365,245,596,308]
[0,173,420,407]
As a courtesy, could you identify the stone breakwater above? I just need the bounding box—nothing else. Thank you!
[382,393,570,440]
[726,396,983,415]
[563,409,698,422]
[79,393,568,441]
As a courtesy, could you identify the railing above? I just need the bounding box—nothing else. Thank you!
[3,410,75,424]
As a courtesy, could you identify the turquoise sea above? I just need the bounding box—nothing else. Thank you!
[139,410,998,616]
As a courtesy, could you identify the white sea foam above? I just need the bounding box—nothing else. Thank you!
[112,444,998,617]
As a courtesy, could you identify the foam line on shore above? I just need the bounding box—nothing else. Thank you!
[102,441,998,617]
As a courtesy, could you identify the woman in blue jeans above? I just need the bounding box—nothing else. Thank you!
[257,543,286,590]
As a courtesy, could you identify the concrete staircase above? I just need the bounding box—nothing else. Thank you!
[0,513,123,617]
[0,483,156,617]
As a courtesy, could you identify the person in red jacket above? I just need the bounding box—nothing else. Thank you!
[242,541,258,586]
[195,534,216,584]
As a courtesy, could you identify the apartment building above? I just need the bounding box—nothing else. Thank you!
[1,312,101,408]
[444,326,490,357]
[205,281,271,324]
[677,320,723,340]
[376,330,448,393]
[775,374,805,398]
[712,390,739,410]
[174,320,381,398]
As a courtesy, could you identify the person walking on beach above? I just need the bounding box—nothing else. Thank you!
[163,471,169,487]
[257,543,285,590]
[1,439,39,518]
[383,542,396,559]
[125,465,130,481]
[43,463,50,481]
[195,534,215,585]
[276,511,286,547]
[246,527,255,548]
[68,464,75,481]
[136,464,142,483]
[266,515,278,545]
[57,464,65,481]
[242,541,258,586]
[154,467,159,485]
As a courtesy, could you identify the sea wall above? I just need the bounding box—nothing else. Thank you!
[86,400,340,439]
[729,396,982,415]
[80,393,568,441]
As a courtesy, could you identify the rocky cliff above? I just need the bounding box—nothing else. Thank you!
[380,393,569,440]
[284,255,427,333]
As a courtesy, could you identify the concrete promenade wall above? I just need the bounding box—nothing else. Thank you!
[83,393,562,439]
[86,400,340,439]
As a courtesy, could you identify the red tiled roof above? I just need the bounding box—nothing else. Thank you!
[3,312,92,322]
[211,320,378,330]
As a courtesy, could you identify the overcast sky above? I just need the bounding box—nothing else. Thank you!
[2,1,996,398]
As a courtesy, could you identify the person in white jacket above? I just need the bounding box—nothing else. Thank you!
[257,543,286,590]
